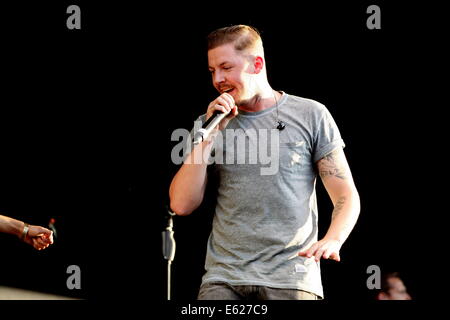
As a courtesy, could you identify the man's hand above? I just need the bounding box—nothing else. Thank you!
[298,238,342,262]
[23,225,54,250]
[206,93,238,131]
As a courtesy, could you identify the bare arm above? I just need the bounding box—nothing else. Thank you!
[169,140,214,216]
[169,92,238,216]
[299,148,360,261]
[0,214,24,236]
[0,214,54,250]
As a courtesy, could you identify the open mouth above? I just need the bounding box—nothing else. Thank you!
[221,87,234,94]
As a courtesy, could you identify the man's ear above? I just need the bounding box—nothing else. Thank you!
[254,56,264,74]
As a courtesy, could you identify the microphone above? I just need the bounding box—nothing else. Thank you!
[193,109,231,145]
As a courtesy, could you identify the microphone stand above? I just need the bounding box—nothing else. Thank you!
[162,207,176,300]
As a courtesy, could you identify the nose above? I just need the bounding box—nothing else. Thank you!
[212,70,225,88]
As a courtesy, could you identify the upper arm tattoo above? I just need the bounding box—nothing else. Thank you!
[317,149,349,180]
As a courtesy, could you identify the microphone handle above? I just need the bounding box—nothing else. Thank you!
[202,110,229,128]
[193,110,230,145]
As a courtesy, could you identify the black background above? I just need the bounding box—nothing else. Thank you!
[0,0,442,316]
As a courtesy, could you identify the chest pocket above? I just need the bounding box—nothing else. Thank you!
[279,141,313,175]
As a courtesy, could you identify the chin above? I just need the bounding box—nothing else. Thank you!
[231,91,242,102]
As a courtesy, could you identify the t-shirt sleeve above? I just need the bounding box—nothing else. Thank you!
[312,106,345,163]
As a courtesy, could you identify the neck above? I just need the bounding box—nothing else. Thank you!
[238,87,280,112]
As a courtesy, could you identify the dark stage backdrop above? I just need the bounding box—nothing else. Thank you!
[1,0,440,314]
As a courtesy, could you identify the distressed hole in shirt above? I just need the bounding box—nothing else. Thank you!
[290,152,302,167]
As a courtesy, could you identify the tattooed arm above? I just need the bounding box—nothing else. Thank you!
[299,148,360,262]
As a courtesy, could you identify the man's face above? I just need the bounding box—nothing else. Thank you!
[386,278,411,300]
[208,43,254,105]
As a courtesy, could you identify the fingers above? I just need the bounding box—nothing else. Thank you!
[315,247,327,262]
[227,105,238,119]
[298,242,321,261]
[322,249,340,262]
[330,252,341,262]
[32,237,51,250]
[26,227,54,250]
[40,232,54,245]
[204,93,238,131]
[47,232,54,244]
[211,102,229,115]
[219,92,235,111]
[298,240,341,262]
[207,93,235,119]
[34,237,47,247]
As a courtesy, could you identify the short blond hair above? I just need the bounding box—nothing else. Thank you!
[207,25,263,53]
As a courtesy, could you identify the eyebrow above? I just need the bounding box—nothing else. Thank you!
[208,62,231,70]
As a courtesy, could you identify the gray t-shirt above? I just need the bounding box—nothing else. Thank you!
[196,92,344,298]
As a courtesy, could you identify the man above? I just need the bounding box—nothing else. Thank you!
[0,214,54,250]
[376,272,412,300]
[169,25,360,300]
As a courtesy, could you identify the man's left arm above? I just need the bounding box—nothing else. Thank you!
[299,148,361,262]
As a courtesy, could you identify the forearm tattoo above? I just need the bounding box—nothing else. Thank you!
[318,149,348,180]
[331,196,346,221]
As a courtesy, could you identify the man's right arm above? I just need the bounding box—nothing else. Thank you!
[169,139,215,216]
[170,92,237,216]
